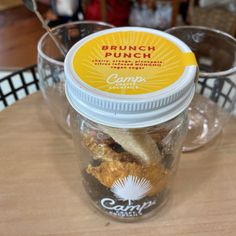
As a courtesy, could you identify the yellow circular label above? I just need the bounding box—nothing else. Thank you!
[73,31,196,95]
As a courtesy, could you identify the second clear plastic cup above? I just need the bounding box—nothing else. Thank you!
[166,26,236,151]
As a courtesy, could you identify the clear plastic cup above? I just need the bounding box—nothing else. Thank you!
[37,21,114,134]
[166,26,236,151]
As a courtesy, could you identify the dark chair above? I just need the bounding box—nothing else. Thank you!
[0,65,40,111]
[197,77,236,111]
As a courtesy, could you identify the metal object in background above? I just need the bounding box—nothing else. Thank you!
[22,0,67,57]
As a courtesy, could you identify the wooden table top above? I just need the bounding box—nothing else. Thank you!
[0,4,48,69]
[0,92,236,235]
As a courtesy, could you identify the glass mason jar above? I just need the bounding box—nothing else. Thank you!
[64,27,198,221]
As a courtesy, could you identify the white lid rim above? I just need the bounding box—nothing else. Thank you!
[66,77,194,113]
[65,84,195,128]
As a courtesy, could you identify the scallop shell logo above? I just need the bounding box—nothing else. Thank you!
[111,175,152,205]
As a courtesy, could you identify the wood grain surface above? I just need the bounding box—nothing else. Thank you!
[0,92,236,236]
[0,0,22,11]
[0,4,48,69]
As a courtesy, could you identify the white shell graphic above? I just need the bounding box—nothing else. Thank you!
[111,175,152,205]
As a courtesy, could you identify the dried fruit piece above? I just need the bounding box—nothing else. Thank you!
[102,127,162,164]
[82,135,136,162]
[151,128,170,144]
[87,160,168,196]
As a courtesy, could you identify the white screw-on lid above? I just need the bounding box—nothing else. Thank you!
[65,27,197,128]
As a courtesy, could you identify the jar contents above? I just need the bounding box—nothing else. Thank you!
[76,119,181,220]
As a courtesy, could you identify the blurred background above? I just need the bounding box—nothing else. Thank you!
[0,0,235,135]
[0,0,235,69]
